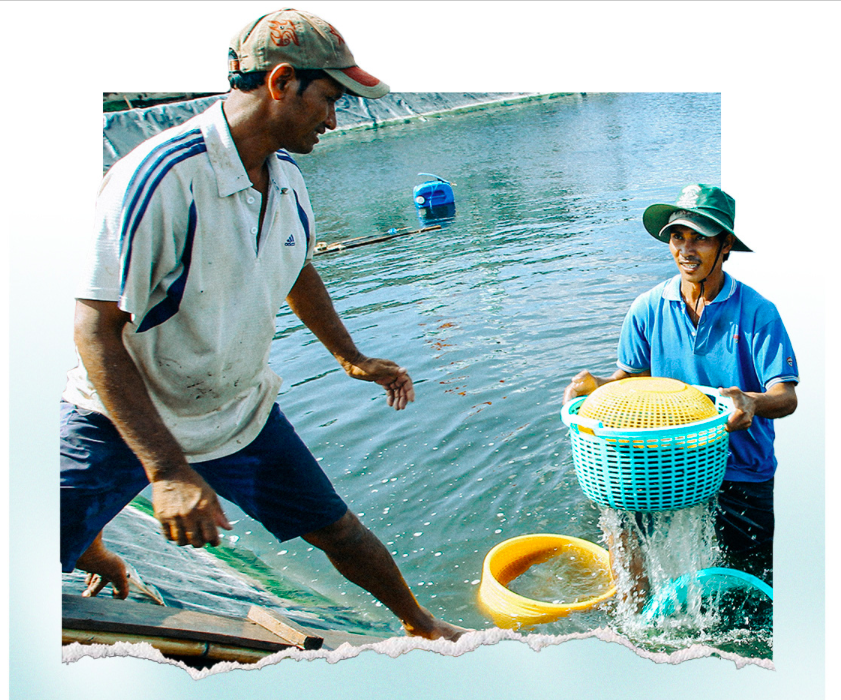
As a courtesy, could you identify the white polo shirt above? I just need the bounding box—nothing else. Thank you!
[63,100,317,461]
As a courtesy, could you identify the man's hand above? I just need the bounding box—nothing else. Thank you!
[151,467,233,547]
[286,265,414,410]
[563,370,599,405]
[340,355,415,410]
[719,386,757,432]
[720,381,797,431]
[563,368,646,405]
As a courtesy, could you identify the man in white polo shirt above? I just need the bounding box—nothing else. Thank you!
[60,8,466,641]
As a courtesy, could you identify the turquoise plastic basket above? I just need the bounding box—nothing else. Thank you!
[639,567,772,622]
[561,385,734,512]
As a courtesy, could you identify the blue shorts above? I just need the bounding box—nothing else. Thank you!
[60,401,348,572]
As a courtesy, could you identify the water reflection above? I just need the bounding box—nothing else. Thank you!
[417,203,457,227]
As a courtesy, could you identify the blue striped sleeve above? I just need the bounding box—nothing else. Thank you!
[118,130,206,293]
[135,191,198,333]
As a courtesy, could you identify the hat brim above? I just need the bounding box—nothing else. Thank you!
[325,66,389,100]
[642,203,752,252]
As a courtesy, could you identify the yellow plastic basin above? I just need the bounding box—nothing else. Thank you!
[478,534,616,628]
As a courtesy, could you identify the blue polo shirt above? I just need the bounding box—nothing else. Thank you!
[617,273,798,482]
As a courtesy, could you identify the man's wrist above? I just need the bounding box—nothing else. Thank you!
[337,349,366,370]
[146,458,195,483]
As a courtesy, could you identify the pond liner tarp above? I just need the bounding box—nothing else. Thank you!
[102,92,538,172]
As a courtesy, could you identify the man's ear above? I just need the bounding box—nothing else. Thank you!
[267,63,296,100]
[722,232,735,256]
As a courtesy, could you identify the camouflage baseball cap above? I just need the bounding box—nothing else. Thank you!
[642,184,751,252]
[229,8,389,99]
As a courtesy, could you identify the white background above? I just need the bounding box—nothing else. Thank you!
[3,2,837,698]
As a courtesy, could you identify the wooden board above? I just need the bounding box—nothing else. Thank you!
[62,594,392,661]
[63,594,289,653]
[247,605,323,650]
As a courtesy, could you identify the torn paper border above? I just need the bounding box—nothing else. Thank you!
[62,626,774,680]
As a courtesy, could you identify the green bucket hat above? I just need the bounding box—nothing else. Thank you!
[642,184,751,252]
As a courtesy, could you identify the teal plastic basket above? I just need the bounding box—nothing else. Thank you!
[640,567,772,622]
[561,385,734,512]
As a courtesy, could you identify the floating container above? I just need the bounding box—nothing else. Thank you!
[478,534,616,628]
[413,173,455,208]
[561,377,735,512]
[639,567,773,623]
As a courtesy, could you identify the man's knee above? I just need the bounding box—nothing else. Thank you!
[303,509,367,554]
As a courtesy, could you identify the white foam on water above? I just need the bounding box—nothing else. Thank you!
[597,504,772,658]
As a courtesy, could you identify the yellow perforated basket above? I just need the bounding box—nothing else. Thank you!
[579,377,718,428]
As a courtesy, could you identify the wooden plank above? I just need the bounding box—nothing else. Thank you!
[62,594,392,655]
[62,594,289,652]
[247,606,324,650]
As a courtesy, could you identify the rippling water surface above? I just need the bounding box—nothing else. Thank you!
[220,93,756,652]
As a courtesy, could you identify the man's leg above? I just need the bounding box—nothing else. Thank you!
[715,478,774,583]
[60,401,149,593]
[195,405,467,641]
[302,510,466,640]
[601,509,651,612]
[75,530,130,598]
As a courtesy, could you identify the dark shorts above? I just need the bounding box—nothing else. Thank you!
[60,401,348,573]
[715,477,774,554]
[624,478,774,554]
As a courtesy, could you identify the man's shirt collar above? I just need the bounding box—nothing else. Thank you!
[200,100,253,198]
[662,272,736,304]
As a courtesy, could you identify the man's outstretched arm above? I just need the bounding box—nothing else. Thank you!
[286,263,415,410]
[74,299,231,548]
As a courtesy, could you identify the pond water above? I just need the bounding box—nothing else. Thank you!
[219,91,760,655]
[99,92,765,657]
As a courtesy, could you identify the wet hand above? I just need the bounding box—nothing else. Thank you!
[342,355,415,410]
[151,467,232,548]
[564,370,598,404]
[719,386,756,431]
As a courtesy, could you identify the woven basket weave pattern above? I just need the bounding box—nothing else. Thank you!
[562,378,731,512]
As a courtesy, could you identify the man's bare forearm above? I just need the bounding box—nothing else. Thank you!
[752,381,798,419]
[285,263,415,409]
[74,299,191,480]
[74,299,230,546]
[286,263,362,368]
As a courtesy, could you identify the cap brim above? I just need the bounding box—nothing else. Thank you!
[642,203,752,252]
[326,66,389,99]
[660,217,721,239]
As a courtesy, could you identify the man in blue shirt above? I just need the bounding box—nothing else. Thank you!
[564,184,798,587]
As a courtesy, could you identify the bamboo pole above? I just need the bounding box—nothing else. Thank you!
[63,629,285,664]
[314,225,442,255]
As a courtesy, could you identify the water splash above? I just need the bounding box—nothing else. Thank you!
[598,505,772,658]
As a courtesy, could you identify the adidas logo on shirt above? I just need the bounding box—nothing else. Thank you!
[285,234,295,246]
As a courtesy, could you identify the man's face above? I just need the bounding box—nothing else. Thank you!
[668,225,729,284]
[280,75,344,154]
